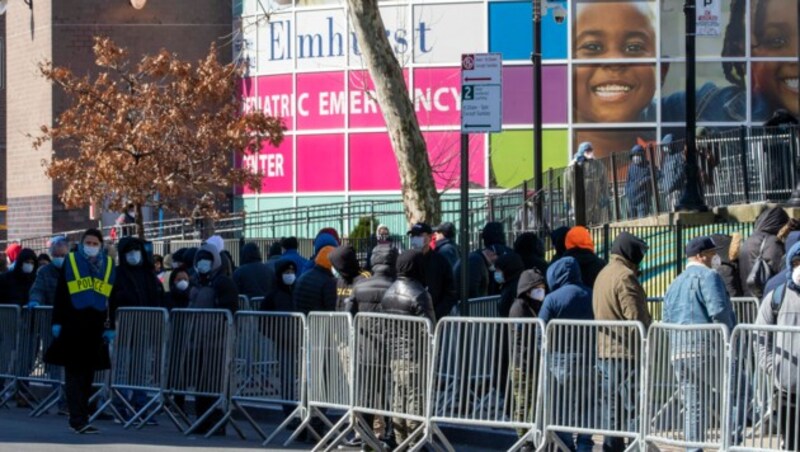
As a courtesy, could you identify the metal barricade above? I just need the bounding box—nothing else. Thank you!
[237,295,251,312]
[164,309,236,438]
[540,320,646,451]
[463,296,500,318]
[250,296,265,311]
[731,297,760,325]
[15,306,63,417]
[230,311,307,446]
[98,308,169,428]
[308,312,354,452]
[338,313,433,451]
[644,323,730,451]
[647,297,664,322]
[728,324,800,451]
[429,318,546,451]
[0,305,20,408]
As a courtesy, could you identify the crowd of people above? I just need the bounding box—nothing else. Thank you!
[1,206,799,450]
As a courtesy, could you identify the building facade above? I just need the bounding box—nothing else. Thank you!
[235,0,799,214]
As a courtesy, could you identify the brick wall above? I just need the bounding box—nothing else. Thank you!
[5,0,232,238]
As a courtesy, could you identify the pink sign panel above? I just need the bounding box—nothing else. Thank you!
[347,131,485,192]
[241,139,294,194]
[297,134,345,192]
[296,71,345,130]
[255,74,295,130]
[347,70,409,129]
[413,68,462,127]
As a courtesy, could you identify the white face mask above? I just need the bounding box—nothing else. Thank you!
[584,151,594,160]
[494,271,505,284]
[22,263,35,274]
[410,236,425,250]
[83,245,101,258]
[175,280,190,291]
[126,250,142,266]
[196,259,213,274]
[530,288,546,301]
[332,267,341,278]
[711,254,722,270]
[792,267,800,286]
[632,155,643,165]
[282,273,296,285]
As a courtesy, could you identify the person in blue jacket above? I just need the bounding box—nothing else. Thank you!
[625,145,653,219]
[538,257,594,451]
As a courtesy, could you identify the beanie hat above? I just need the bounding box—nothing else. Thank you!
[565,226,595,252]
[315,245,335,271]
[318,228,341,245]
[5,243,21,263]
[206,235,225,253]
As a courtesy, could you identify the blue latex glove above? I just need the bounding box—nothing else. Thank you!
[102,330,116,343]
[52,324,61,338]
[26,301,40,309]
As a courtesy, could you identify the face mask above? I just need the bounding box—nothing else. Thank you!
[332,267,341,278]
[378,234,389,242]
[175,280,190,291]
[410,236,425,250]
[488,265,496,273]
[196,259,213,274]
[83,245,101,258]
[792,267,800,286]
[126,250,142,266]
[530,288,546,301]
[51,257,65,268]
[711,254,722,270]
[494,271,505,284]
[282,273,296,285]
[22,263,35,274]
[584,152,594,160]
[632,156,643,165]
[129,210,136,218]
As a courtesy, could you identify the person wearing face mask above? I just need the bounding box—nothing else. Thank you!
[261,260,297,312]
[564,226,607,289]
[0,247,39,306]
[407,222,457,320]
[756,240,800,451]
[663,236,737,452]
[624,144,655,219]
[110,237,163,309]
[28,237,69,307]
[495,252,526,318]
[329,244,371,312]
[509,268,546,449]
[293,245,337,315]
[592,232,651,452]
[454,222,511,300]
[232,242,275,300]
[45,229,117,434]
[166,269,192,311]
[366,224,402,271]
[564,142,610,226]
[739,206,789,299]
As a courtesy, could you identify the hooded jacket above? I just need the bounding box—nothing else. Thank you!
[232,242,274,300]
[513,232,549,278]
[756,241,800,392]
[165,269,191,311]
[329,245,371,311]
[563,227,606,289]
[550,227,570,264]
[293,246,337,315]
[538,257,593,326]
[496,252,526,318]
[739,207,789,297]
[511,269,546,319]
[593,232,651,359]
[261,259,297,312]
[763,231,800,297]
[0,248,38,305]
[349,245,397,315]
[422,247,457,320]
[188,244,238,312]
[301,232,340,274]
[111,237,163,308]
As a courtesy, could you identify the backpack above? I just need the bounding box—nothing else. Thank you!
[746,240,773,299]
[771,283,787,320]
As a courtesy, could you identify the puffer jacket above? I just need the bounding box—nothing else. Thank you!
[739,207,789,297]
[0,248,39,305]
[261,259,296,312]
[593,232,651,359]
[188,244,238,312]
[29,262,62,306]
[381,250,435,360]
[757,241,800,392]
[329,245,371,312]
[111,237,163,308]
[293,261,336,315]
[348,245,397,315]
[496,252,525,318]
[233,242,274,300]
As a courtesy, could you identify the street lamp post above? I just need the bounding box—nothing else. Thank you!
[676,0,708,212]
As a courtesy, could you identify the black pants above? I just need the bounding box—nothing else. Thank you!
[194,396,225,434]
[779,394,799,450]
[65,366,95,429]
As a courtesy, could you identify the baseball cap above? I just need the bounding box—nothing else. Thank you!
[685,236,722,257]
[407,222,433,236]
[433,222,455,238]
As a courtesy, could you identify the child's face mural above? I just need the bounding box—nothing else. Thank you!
[752,0,799,116]
[573,2,657,123]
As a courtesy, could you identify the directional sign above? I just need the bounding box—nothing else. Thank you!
[461,53,502,133]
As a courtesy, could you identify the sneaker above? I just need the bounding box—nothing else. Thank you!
[73,424,100,434]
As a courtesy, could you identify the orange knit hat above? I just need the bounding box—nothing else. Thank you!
[315,245,335,270]
[565,226,594,252]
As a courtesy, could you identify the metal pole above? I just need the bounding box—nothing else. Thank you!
[677,0,708,212]
[459,133,470,315]
[531,0,544,227]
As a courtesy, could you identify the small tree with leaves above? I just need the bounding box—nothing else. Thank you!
[33,37,284,239]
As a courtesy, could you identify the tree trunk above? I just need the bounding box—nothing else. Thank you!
[346,0,441,226]
[135,203,145,240]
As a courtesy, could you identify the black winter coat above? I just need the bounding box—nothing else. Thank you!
[261,259,295,312]
[293,265,336,315]
[454,250,493,299]
[739,207,788,297]
[423,250,457,320]
[434,238,459,270]
[233,243,274,300]
[496,253,525,318]
[348,246,397,315]
[513,233,549,279]
[112,237,163,308]
[0,248,38,305]
[165,270,190,311]
[563,248,606,289]
[381,277,435,360]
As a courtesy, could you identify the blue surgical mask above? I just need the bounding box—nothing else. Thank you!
[125,250,142,266]
[196,259,213,275]
[83,245,101,258]
[494,271,505,284]
[51,257,65,268]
